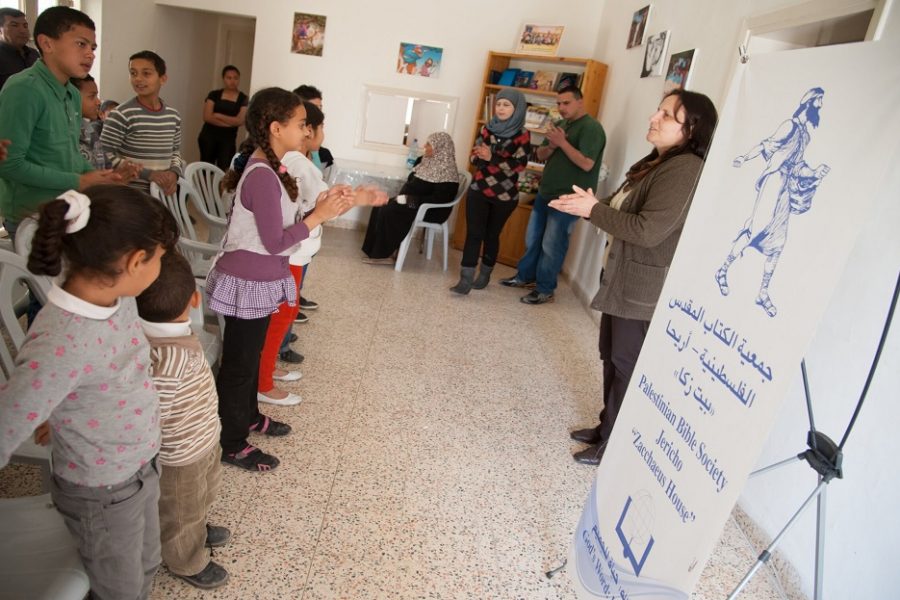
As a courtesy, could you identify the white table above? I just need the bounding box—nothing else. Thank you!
[326,159,410,198]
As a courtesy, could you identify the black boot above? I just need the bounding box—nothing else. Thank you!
[450,267,476,295]
[471,264,494,290]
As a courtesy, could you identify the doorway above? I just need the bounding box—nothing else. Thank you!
[742,0,886,54]
[153,7,255,164]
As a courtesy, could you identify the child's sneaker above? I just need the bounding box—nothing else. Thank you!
[221,444,279,472]
[174,561,229,590]
[205,524,232,548]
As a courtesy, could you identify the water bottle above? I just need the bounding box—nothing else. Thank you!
[406,138,420,170]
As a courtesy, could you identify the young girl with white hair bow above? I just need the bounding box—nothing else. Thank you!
[0,185,179,598]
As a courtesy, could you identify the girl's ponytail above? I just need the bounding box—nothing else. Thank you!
[27,185,178,282]
[258,135,299,201]
[223,138,254,193]
[28,199,70,276]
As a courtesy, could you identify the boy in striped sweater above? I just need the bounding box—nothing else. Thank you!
[101,50,183,194]
[136,251,230,590]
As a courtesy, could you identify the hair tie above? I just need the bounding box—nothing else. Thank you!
[278,165,288,174]
[58,190,91,233]
[233,151,250,172]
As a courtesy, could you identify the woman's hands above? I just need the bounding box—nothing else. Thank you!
[311,185,354,221]
[351,184,389,207]
[471,143,491,162]
[548,185,599,218]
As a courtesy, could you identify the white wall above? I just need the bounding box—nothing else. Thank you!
[154,0,608,225]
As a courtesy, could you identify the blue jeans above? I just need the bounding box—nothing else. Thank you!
[515,193,580,294]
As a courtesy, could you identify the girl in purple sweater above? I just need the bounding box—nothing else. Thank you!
[207,87,350,472]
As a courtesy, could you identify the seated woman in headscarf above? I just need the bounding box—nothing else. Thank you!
[361,131,459,264]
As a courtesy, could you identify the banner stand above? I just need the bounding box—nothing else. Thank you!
[728,273,898,600]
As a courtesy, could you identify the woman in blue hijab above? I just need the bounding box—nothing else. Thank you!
[451,89,531,294]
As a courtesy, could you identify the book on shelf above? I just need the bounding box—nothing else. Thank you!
[531,70,558,91]
[518,170,542,195]
[497,68,521,86]
[524,104,550,131]
[524,101,562,134]
[514,70,534,88]
[489,70,502,84]
[482,92,496,122]
[527,146,548,166]
[555,71,581,91]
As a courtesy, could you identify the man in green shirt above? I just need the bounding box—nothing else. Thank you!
[0,6,121,234]
[500,86,606,304]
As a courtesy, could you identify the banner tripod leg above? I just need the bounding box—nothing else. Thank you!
[814,479,827,600]
[726,479,827,600]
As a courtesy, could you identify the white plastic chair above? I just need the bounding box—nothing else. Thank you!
[150,179,223,277]
[395,171,471,272]
[0,494,90,600]
[191,279,223,371]
[149,183,226,362]
[12,215,39,259]
[0,248,53,490]
[151,177,227,245]
[185,161,231,220]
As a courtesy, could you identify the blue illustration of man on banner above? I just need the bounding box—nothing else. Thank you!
[715,87,831,317]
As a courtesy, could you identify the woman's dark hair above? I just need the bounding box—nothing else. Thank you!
[136,251,195,323]
[222,87,302,200]
[33,7,95,56]
[222,64,240,78]
[626,89,718,185]
[304,100,324,130]
[28,185,179,282]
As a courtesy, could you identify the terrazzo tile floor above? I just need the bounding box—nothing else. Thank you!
[0,226,788,600]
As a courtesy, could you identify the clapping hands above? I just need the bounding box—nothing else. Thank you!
[313,184,354,220]
[548,185,599,218]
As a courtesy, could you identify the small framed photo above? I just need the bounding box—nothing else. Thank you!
[641,30,670,78]
[627,5,651,49]
[664,49,696,93]
[291,12,326,57]
[397,42,443,78]
[516,24,564,56]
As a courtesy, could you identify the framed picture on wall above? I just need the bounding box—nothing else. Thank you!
[627,5,651,49]
[664,49,696,93]
[397,42,443,78]
[515,24,564,56]
[291,12,326,57]
[640,30,670,78]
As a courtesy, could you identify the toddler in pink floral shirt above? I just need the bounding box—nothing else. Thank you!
[0,185,177,599]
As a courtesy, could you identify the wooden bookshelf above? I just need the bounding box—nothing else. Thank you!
[451,51,608,267]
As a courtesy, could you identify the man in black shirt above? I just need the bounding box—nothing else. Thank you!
[0,8,38,90]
